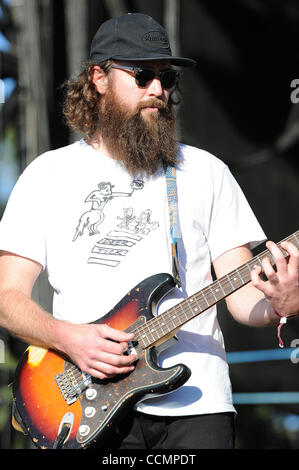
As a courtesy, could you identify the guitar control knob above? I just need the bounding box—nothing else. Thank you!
[79,424,90,437]
[85,406,96,418]
[85,388,97,400]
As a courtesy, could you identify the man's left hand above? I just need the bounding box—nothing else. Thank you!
[250,240,299,318]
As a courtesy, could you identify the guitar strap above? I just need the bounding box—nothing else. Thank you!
[165,165,182,288]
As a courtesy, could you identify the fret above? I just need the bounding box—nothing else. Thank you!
[193,296,203,312]
[244,260,256,277]
[231,275,240,286]
[158,318,170,334]
[226,274,235,291]
[221,279,232,296]
[136,333,147,349]
[218,279,229,296]
[210,285,219,302]
[203,289,215,307]
[181,299,194,321]
[229,271,245,291]
[138,331,150,348]
[149,324,158,339]
[167,309,180,329]
[156,316,168,336]
[154,322,163,339]
[214,285,224,300]
[190,297,202,316]
[214,280,226,298]
[192,304,201,315]
[201,290,210,308]
[139,332,147,341]
[235,267,245,286]
[143,325,157,345]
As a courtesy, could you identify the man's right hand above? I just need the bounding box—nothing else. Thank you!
[56,322,137,380]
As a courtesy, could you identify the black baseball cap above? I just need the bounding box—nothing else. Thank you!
[90,13,196,67]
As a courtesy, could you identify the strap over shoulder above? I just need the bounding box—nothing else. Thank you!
[165,166,182,288]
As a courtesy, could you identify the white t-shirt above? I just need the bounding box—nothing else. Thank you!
[0,140,266,416]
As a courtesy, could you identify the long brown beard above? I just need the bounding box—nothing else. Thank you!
[95,87,178,177]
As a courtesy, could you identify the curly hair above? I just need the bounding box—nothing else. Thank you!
[62,61,113,138]
[62,61,181,139]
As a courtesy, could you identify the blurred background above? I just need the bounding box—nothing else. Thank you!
[1,0,299,449]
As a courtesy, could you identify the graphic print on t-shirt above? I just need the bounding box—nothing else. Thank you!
[72,179,159,267]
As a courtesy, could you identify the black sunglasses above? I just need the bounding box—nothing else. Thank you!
[110,65,180,89]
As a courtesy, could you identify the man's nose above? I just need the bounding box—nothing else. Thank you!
[147,77,164,97]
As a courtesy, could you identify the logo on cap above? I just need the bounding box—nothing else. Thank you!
[142,31,170,49]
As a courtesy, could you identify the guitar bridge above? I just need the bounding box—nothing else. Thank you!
[55,365,92,405]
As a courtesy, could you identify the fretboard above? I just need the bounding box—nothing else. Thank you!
[135,230,299,349]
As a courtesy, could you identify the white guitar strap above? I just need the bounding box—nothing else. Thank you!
[165,165,182,288]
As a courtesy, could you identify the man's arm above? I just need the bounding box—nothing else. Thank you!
[213,242,299,326]
[0,251,137,379]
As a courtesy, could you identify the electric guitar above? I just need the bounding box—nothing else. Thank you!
[12,231,299,449]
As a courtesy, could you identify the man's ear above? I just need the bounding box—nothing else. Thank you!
[91,65,109,95]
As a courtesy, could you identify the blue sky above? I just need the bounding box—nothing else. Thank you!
[0,0,16,101]
[0,0,12,52]
[0,0,18,207]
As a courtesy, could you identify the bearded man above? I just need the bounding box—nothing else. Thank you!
[0,13,298,450]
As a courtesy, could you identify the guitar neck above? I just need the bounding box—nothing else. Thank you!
[136,230,299,349]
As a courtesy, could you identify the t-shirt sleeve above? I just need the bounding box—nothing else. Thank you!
[207,166,267,262]
[0,162,47,269]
